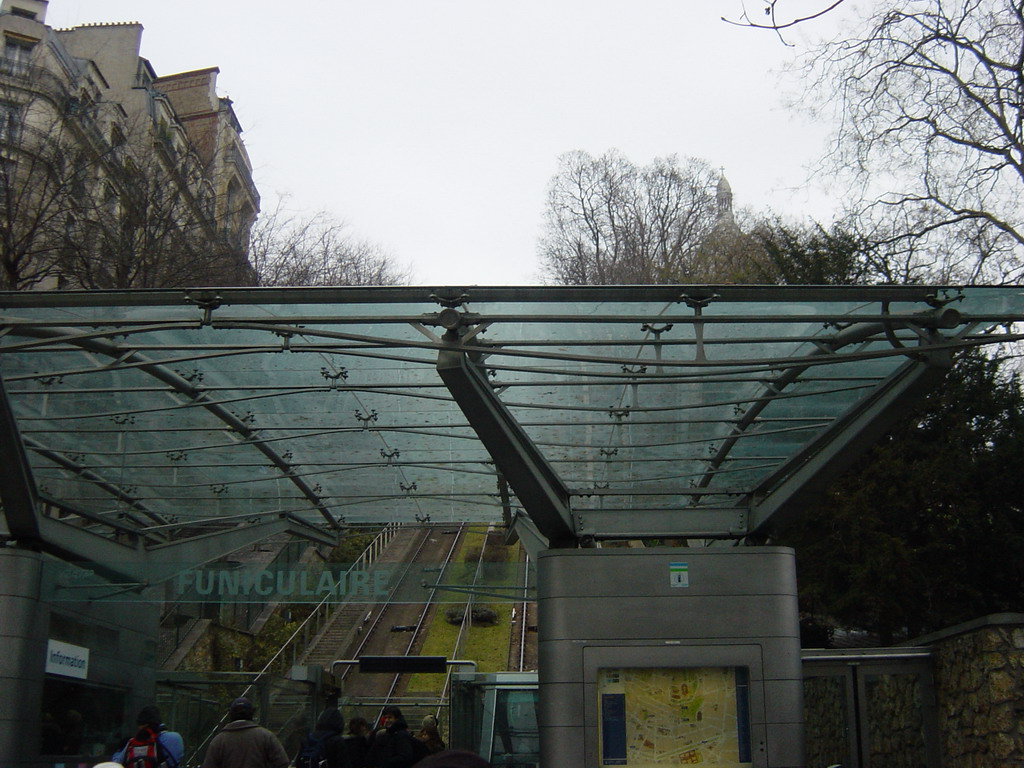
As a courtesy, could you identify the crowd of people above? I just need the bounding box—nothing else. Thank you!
[101,697,488,768]
[291,700,483,768]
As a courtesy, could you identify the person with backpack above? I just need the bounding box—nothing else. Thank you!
[364,707,422,768]
[112,705,184,768]
[294,705,349,768]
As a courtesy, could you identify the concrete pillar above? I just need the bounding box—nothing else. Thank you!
[0,547,47,764]
[537,547,804,768]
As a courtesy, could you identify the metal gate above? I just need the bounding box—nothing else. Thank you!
[801,648,940,768]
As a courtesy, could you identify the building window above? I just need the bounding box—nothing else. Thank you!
[0,156,16,198]
[199,183,215,219]
[68,164,87,199]
[10,7,37,19]
[2,35,35,74]
[102,183,120,218]
[0,101,20,143]
[110,124,126,162]
[226,176,241,215]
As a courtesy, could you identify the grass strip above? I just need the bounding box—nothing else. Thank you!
[405,531,519,693]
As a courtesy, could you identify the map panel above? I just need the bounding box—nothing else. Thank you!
[598,667,752,766]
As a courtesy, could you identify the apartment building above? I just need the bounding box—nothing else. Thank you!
[0,0,259,289]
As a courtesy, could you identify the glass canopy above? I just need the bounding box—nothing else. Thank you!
[2,285,1022,553]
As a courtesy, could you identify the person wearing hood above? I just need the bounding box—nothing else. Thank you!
[364,707,419,768]
[202,697,290,768]
[295,704,350,768]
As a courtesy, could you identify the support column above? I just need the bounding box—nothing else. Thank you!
[437,345,576,548]
[0,547,47,764]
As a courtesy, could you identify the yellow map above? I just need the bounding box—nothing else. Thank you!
[598,667,751,766]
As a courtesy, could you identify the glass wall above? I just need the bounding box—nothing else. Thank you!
[40,676,127,760]
[450,674,539,768]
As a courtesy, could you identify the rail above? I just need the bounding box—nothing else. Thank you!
[433,526,494,719]
[511,553,532,672]
[375,524,466,720]
[332,523,466,727]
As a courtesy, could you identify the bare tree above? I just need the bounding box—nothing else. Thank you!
[250,200,410,287]
[539,150,721,285]
[54,122,250,289]
[0,68,253,290]
[0,84,94,289]
[723,0,848,36]
[0,93,251,290]
[797,0,1024,284]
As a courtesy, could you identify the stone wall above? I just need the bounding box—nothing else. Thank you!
[802,614,1024,767]
[803,661,933,767]
[863,671,929,767]
[803,675,848,767]
[922,614,1024,767]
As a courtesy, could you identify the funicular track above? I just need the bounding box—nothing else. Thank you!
[507,550,536,673]
[338,523,466,710]
[414,525,490,721]
[339,523,530,734]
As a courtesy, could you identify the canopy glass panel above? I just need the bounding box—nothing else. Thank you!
[2,285,1021,546]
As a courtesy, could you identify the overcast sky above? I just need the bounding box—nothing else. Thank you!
[45,0,851,285]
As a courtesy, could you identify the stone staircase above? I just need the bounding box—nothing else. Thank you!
[258,603,370,749]
[297,525,424,675]
[301,602,370,670]
[261,526,422,742]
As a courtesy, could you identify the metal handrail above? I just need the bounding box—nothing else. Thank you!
[286,523,401,668]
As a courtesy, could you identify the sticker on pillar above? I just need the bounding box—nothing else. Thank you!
[669,562,689,588]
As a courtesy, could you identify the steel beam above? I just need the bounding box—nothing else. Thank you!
[0,374,41,542]
[4,324,339,529]
[746,358,949,537]
[34,513,334,585]
[437,344,576,547]
[0,283,963,309]
[509,511,552,561]
[573,506,751,540]
[26,438,170,531]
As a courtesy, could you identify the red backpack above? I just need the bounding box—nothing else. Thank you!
[123,726,168,768]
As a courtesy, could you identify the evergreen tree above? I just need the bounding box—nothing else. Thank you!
[780,351,1024,644]
[751,219,873,285]
[753,220,1024,644]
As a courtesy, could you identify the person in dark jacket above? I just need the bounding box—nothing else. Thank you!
[295,705,350,768]
[202,697,289,768]
[343,717,372,768]
[364,707,418,768]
